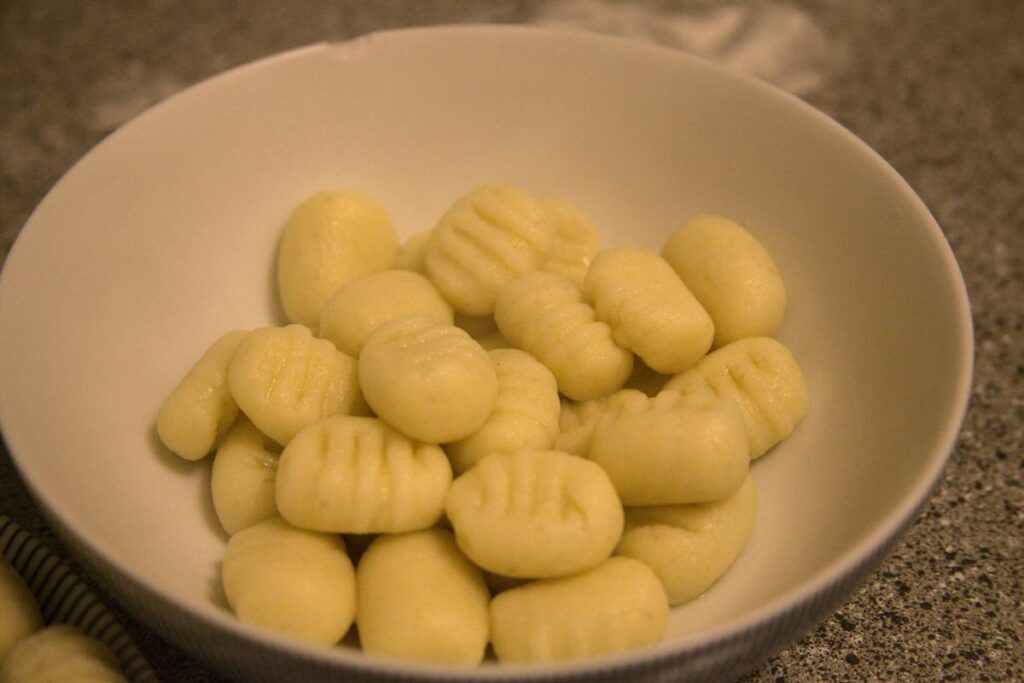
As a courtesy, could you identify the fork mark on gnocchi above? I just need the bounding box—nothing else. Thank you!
[663,337,808,458]
[445,450,623,578]
[276,416,451,534]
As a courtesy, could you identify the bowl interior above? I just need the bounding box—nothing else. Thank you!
[0,25,972,677]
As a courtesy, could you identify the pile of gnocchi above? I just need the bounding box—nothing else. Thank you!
[156,184,808,665]
[0,555,127,681]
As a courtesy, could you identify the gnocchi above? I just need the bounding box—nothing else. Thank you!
[662,215,786,348]
[210,416,281,535]
[358,315,498,444]
[276,189,398,328]
[445,449,623,578]
[227,324,365,446]
[221,517,356,645]
[0,624,126,683]
[157,329,248,461]
[617,473,758,605]
[489,556,668,663]
[445,348,561,474]
[0,556,43,663]
[495,270,633,401]
[663,336,808,459]
[584,247,714,374]
[275,416,452,534]
[318,269,453,357]
[356,528,489,665]
[540,198,600,286]
[589,403,749,505]
[424,184,553,316]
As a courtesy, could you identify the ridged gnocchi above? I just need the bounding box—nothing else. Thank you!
[221,517,356,645]
[617,473,758,605]
[356,528,489,665]
[584,248,714,374]
[227,324,365,446]
[495,271,633,401]
[445,348,561,474]
[318,270,453,357]
[0,624,127,683]
[211,416,280,535]
[540,198,600,286]
[276,190,398,327]
[424,184,553,315]
[276,416,452,534]
[358,315,498,443]
[663,336,808,459]
[489,557,668,663]
[445,449,623,578]
[662,215,786,348]
[157,329,248,461]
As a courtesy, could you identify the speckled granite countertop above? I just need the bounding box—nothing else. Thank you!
[1,1,1021,681]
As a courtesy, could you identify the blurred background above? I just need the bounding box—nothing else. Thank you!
[1,1,1021,681]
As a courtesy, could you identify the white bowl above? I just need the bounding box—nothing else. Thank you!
[0,25,972,682]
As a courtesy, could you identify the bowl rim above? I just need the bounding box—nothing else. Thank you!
[0,22,975,680]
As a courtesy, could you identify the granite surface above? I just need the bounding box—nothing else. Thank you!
[1,1,1021,681]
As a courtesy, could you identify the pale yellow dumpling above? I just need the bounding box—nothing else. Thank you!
[156,330,248,461]
[584,248,714,374]
[662,215,786,348]
[276,189,398,327]
[356,528,489,665]
[663,337,809,459]
[445,348,561,474]
[540,198,600,286]
[489,556,668,663]
[424,184,553,316]
[318,270,453,357]
[276,416,452,534]
[445,449,623,579]
[358,315,498,443]
[221,517,356,645]
[589,402,749,505]
[0,556,43,663]
[617,473,757,605]
[210,416,280,535]
[495,271,633,401]
[227,325,364,446]
[0,624,126,683]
